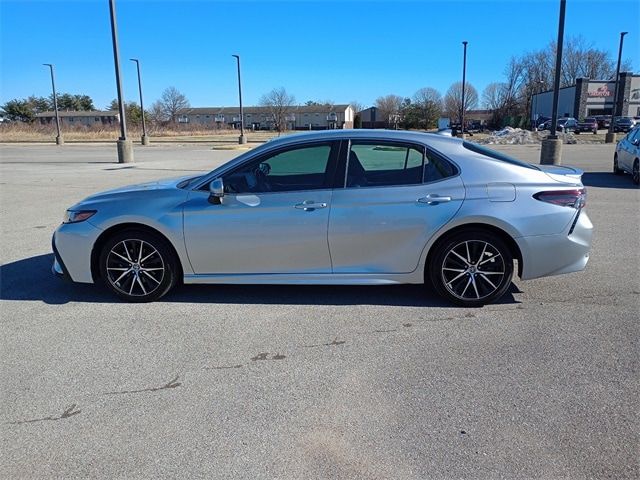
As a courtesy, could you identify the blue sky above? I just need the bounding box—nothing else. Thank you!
[1,0,638,110]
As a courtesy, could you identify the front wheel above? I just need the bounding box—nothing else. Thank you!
[633,160,639,185]
[429,231,514,307]
[613,154,623,175]
[98,229,179,302]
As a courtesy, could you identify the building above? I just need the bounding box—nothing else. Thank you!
[531,72,640,121]
[176,104,354,130]
[35,111,119,126]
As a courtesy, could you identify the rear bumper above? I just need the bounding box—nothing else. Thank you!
[517,210,593,280]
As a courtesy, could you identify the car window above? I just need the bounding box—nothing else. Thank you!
[424,149,458,183]
[463,141,540,170]
[223,144,333,193]
[347,142,423,188]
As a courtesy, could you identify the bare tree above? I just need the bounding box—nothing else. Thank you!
[349,100,365,114]
[444,82,478,122]
[151,87,190,124]
[260,87,296,132]
[375,94,403,128]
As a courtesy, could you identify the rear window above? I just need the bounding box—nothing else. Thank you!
[462,142,540,170]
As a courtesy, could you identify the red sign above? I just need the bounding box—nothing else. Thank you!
[588,84,612,97]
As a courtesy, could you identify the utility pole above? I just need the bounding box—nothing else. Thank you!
[540,0,565,165]
[605,31,628,144]
[43,63,63,145]
[109,0,133,163]
[130,58,149,145]
[232,55,247,144]
[460,41,468,139]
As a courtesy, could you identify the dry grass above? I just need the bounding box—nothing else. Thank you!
[0,123,281,143]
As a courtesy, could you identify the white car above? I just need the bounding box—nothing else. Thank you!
[52,130,593,306]
[614,127,640,185]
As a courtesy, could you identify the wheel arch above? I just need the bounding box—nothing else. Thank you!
[91,222,184,283]
[424,222,523,280]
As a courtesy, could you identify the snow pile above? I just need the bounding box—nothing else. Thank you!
[479,127,538,145]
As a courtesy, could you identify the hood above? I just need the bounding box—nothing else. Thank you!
[83,175,196,200]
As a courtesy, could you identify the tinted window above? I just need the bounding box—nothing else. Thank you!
[424,149,457,183]
[224,144,332,193]
[347,142,423,187]
[463,141,540,170]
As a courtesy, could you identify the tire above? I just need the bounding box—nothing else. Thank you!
[593,129,597,134]
[633,160,639,185]
[98,229,179,302]
[429,230,514,307]
[613,154,623,175]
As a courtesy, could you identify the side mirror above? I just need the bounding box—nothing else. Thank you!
[208,178,224,204]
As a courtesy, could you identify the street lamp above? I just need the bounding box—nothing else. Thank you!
[232,54,247,145]
[130,58,149,145]
[540,0,566,165]
[43,63,63,145]
[108,0,133,163]
[606,31,628,143]
[460,41,468,138]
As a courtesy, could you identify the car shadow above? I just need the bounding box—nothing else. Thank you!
[1,254,521,307]
[581,171,638,189]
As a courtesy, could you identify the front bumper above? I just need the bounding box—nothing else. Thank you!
[517,210,593,280]
[52,221,103,284]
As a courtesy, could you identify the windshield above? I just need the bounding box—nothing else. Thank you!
[462,142,540,170]
[558,119,568,125]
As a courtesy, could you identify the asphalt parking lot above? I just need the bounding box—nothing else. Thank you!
[1,141,638,479]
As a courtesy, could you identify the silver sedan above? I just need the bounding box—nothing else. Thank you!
[52,130,593,306]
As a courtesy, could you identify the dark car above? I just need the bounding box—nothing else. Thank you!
[538,119,552,131]
[556,117,578,133]
[614,117,635,133]
[575,117,598,134]
[595,115,612,129]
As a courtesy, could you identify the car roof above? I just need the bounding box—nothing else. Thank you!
[263,129,463,150]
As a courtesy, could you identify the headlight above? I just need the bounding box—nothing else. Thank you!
[63,210,97,224]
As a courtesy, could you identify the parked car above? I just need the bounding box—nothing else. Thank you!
[614,126,640,185]
[556,117,578,132]
[595,115,612,129]
[613,117,635,133]
[575,117,599,134]
[538,119,552,131]
[52,130,593,306]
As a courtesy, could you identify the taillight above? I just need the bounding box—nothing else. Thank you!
[533,188,586,209]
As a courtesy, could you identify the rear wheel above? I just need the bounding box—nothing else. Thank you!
[98,230,178,302]
[613,154,623,175]
[429,230,514,307]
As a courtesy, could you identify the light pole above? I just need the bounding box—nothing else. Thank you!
[606,31,628,143]
[108,0,133,163]
[460,41,468,138]
[130,58,149,145]
[232,54,247,144]
[43,63,63,145]
[540,0,565,165]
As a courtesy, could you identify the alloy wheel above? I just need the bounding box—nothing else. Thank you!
[106,239,165,297]
[441,240,506,301]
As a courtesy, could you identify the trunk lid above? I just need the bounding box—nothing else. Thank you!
[538,164,584,184]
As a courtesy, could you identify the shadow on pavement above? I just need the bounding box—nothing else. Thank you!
[581,172,638,189]
[1,253,520,307]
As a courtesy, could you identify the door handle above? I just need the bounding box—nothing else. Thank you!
[295,201,328,211]
[418,194,452,205]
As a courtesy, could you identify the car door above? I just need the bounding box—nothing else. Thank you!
[183,141,339,274]
[621,129,640,171]
[328,139,465,274]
